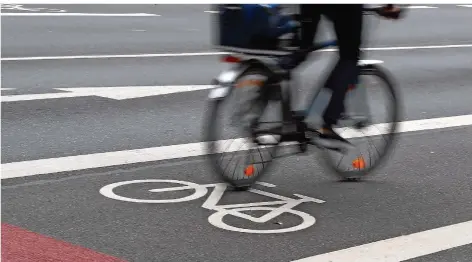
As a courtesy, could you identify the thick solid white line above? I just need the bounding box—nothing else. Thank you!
[0,12,160,16]
[292,220,472,262]
[2,44,472,61]
[2,114,472,180]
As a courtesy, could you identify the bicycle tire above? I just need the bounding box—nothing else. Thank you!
[320,64,401,180]
[204,67,282,189]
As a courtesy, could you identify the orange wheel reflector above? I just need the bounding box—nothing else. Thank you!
[352,157,366,169]
[244,165,255,176]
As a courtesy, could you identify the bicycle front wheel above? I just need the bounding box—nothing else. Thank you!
[320,64,401,180]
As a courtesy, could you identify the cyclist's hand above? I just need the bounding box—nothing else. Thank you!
[378,5,403,20]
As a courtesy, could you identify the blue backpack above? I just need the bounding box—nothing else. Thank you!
[215,4,297,51]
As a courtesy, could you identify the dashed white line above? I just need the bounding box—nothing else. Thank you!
[2,114,472,179]
[457,5,472,7]
[2,44,472,61]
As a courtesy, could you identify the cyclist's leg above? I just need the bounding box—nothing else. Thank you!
[299,4,322,49]
[320,5,363,139]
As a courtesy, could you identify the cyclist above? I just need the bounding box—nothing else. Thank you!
[293,4,402,144]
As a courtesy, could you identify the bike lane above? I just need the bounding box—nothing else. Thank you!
[2,126,471,262]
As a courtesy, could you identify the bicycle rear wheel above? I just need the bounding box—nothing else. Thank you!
[204,68,283,189]
[320,64,401,180]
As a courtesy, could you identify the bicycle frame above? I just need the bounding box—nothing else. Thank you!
[209,40,383,129]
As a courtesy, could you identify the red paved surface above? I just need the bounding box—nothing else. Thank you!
[1,223,127,262]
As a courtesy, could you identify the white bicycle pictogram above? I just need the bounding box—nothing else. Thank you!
[99,179,325,234]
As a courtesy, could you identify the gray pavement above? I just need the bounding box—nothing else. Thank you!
[1,4,472,262]
[2,5,472,57]
[2,127,472,261]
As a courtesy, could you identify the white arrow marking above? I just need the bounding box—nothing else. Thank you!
[1,85,215,102]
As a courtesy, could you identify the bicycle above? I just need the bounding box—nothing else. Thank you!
[204,6,404,189]
[99,179,325,234]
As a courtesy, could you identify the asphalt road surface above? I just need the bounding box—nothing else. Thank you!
[2,4,472,262]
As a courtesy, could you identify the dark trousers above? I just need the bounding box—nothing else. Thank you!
[299,4,363,126]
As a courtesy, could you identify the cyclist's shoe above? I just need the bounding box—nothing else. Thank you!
[316,125,353,151]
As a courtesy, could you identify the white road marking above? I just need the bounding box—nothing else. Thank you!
[364,44,472,51]
[101,179,323,234]
[1,85,215,102]
[255,182,277,188]
[0,52,225,61]
[2,114,472,180]
[457,5,472,7]
[2,44,472,61]
[204,10,219,13]
[1,88,15,91]
[0,12,160,17]
[0,4,65,12]
[292,220,472,262]
[406,5,438,9]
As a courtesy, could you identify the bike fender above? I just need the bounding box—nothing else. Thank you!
[208,64,249,100]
